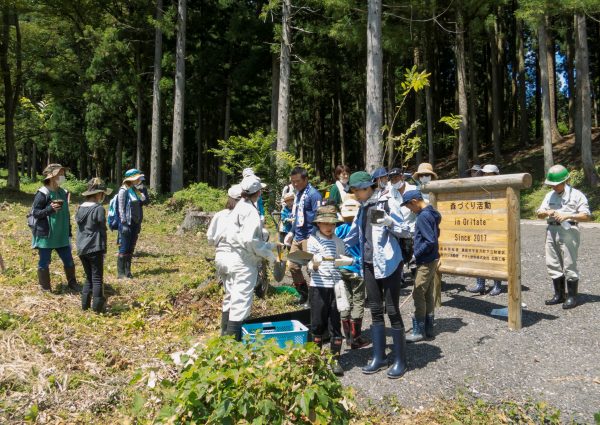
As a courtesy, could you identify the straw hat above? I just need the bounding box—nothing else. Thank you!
[42,163,69,181]
[412,163,438,180]
[82,177,113,197]
[313,205,341,224]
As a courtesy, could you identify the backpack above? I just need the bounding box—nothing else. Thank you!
[27,186,51,234]
[107,193,121,230]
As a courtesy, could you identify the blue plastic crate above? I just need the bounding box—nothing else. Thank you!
[242,320,308,348]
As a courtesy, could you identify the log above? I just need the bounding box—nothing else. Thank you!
[421,173,532,193]
[177,209,214,235]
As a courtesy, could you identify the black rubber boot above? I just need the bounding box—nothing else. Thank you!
[81,282,92,310]
[362,323,388,374]
[331,337,344,376]
[64,266,80,291]
[545,276,566,305]
[224,320,243,341]
[294,282,309,307]
[312,335,323,349]
[117,256,127,279]
[125,256,133,279]
[220,311,229,336]
[92,297,106,313]
[350,319,370,349]
[341,319,352,347]
[489,280,502,296]
[467,278,486,295]
[424,313,435,339]
[562,279,578,310]
[38,268,51,291]
[406,316,425,343]
[387,327,408,379]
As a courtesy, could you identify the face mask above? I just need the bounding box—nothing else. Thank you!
[339,177,349,185]
[420,175,432,184]
[392,181,404,190]
[57,175,66,185]
[379,181,387,189]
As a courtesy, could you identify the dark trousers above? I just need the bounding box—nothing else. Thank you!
[364,262,404,329]
[80,252,104,300]
[309,286,342,338]
[118,222,141,255]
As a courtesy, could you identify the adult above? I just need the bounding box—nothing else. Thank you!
[467,164,503,296]
[537,165,591,309]
[412,163,438,201]
[345,171,409,379]
[31,164,78,292]
[242,168,265,222]
[117,168,149,279]
[371,167,388,197]
[327,164,351,206]
[466,164,482,178]
[284,167,323,306]
[222,175,276,339]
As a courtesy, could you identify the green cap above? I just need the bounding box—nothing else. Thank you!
[348,171,375,190]
[544,165,570,186]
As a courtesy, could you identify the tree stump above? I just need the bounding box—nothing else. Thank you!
[176,209,214,235]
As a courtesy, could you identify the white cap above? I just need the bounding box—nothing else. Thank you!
[240,175,266,195]
[242,168,255,178]
[227,184,243,200]
[481,164,500,174]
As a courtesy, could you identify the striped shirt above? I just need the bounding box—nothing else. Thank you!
[307,232,345,288]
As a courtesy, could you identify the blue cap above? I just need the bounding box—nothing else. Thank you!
[371,167,388,180]
[388,167,403,177]
[400,190,423,206]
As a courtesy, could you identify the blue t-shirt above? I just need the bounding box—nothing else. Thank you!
[280,206,293,233]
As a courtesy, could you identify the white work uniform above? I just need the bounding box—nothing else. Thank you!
[207,209,234,284]
[537,185,590,280]
[222,199,275,321]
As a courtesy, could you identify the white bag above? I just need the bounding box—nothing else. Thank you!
[334,280,350,312]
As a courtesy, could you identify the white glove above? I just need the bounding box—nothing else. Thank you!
[265,252,276,266]
[284,232,294,247]
[375,214,394,227]
[334,255,354,267]
[311,254,323,270]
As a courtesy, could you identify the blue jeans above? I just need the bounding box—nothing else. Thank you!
[118,222,141,255]
[38,245,75,270]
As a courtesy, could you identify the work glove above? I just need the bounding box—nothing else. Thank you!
[334,255,354,267]
[311,254,323,271]
[284,232,294,247]
[374,213,394,227]
[265,252,276,266]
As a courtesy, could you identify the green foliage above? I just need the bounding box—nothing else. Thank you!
[391,120,423,169]
[61,177,89,196]
[439,114,463,131]
[132,336,353,424]
[0,311,22,330]
[170,182,228,212]
[398,65,431,98]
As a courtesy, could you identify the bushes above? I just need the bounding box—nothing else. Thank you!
[131,336,353,424]
[170,182,228,212]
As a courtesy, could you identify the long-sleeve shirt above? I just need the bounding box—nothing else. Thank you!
[206,209,233,253]
[291,185,322,242]
[413,205,441,265]
[335,223,361,275]
[307,231,345,288]
[225,199,274,265]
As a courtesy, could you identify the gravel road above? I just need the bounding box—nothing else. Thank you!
[338,222,600,424]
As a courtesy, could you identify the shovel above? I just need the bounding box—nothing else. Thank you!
[287,250,336,266]
[273,245,287,282]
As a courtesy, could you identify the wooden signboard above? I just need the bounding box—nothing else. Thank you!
[421,173,532,330]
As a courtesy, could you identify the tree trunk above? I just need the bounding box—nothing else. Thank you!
[270,53,279,133]
[490,18,502,162]
[467,33,478,163]
[337,87,346,165]
[424,40,435,165]
[276,0,291,152]
[565,16,576,134]
[365,0,383,173]
[170,0,186,193]
[135,48,144,170]
[1,6,21,190]
[545,16,561,141]
[575,14,598,186]
[456,5,469,175]
[385,59,395,168]
[116,138,123,185]
[30,142,36,179]
[535,54,541,139]
[150,0,163,192]
[196,107,202,181]
[538,16,554,174]
[516,18,529,146]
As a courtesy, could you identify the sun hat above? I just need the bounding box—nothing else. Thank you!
[349,171,375,190]
[227,184,243,200]
[282,192,295,202]
[42,163,69,181]
[313,205,342,224]
[340,196,360,218]
[371,167,388,180]
[123,168,145,183]
[388,167,403,177]
[240,175,265,195]
[242,168,255,178]
[412,163,438,180]
[467,164,482,172]
[400,190,424,206]
[544,165,570,186]
[82,177,113,197]
[481,164,500,175]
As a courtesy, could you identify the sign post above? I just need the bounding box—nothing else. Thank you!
[421,173,532,330]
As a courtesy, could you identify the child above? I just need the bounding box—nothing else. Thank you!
[279,192,295,243]
[76,178,112,313]
[335,196,369,350]
[307,205,349,376]
[401,190,442,342]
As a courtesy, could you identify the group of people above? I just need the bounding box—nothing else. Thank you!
[30,164,148,312]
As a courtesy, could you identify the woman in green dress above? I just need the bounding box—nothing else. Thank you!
[31,164,78,292]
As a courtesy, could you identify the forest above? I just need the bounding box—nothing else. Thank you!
[0,0,599,193]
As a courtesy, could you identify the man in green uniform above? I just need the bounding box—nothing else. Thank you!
[537,165,591,309]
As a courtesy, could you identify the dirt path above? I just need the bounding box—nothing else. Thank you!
[339,223,600,424]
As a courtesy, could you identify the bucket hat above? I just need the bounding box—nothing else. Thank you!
[413,163,438,180]
[42,163,69,181]
[82,177,113,197]
[313,205,341,224]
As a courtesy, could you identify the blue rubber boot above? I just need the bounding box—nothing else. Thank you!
[361,324,388,374]
[424,313,435,339]
[406,316,425,343]
[387,327,408,379]
[467,278,486,295]
[489,280,502,296]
